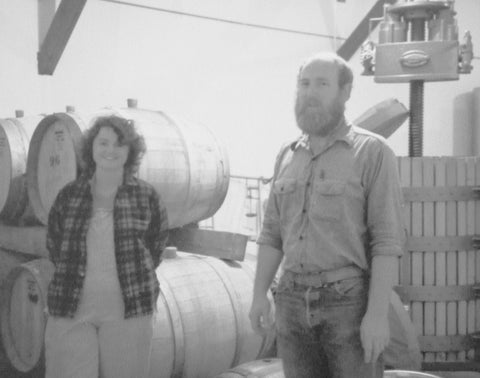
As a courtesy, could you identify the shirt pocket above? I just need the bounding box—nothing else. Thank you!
[312,179,346,221]
[273,178,298,219]
[273,178,297,194]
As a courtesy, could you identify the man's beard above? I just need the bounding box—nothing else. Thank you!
[295,96,345,137]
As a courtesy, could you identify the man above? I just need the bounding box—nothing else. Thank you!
[249,52,405,377]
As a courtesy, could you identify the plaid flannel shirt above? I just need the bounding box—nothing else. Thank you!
[46,175,169,318]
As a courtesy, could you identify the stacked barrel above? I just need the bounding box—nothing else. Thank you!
[0,102,281,378]
[0,102,230,228]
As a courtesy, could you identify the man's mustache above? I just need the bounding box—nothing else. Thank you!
[298,100,325,113]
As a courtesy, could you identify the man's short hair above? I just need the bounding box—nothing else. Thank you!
[297,52,353,88]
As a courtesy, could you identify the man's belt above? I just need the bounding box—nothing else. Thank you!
[283,265,365,288]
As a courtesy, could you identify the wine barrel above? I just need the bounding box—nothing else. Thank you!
[151,250,274,378]
[0,252,274,377]
[26,110,86,225]
[0,258,54,373]
[90,103,229,228]
[0,114,43,222]
[215,358,284,378]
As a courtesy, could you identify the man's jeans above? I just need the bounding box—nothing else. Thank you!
[275,274,384,378]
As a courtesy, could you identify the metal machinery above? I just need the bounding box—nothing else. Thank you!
[360,0,474,156]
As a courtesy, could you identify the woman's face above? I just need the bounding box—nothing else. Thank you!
[92,126,130,172]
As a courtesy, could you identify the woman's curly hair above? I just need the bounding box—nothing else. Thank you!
[80,115,146,178]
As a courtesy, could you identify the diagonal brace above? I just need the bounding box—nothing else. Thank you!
[37,0,88,75]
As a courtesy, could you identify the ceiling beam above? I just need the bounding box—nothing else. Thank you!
[336,0,386,61]
[37,0,88,75]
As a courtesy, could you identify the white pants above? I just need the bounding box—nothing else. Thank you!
[44,313,153,378]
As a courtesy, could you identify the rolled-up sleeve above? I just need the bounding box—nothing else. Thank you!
[257,145,292,251]
[365,142,406,258]
[257,187,283,250]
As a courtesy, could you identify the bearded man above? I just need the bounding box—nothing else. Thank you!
[249,52,405,378]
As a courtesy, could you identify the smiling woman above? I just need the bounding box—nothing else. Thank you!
[43,115,169,378]
[92,127,130,171]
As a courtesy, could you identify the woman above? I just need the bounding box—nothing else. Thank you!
[44,115,169,378]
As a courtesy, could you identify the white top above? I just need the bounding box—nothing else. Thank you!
[77,207,124,321]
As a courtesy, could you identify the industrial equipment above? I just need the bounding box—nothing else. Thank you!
[360,0,474,156]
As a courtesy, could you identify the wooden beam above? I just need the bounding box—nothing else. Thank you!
[336,0,386,61]
[0,225,48,258]
[37,0,88,75]
[38,0,57,49]
[168,228,248,261]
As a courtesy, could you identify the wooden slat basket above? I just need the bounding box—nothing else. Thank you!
[397,156,480,371]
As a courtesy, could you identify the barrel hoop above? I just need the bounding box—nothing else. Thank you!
[402,186,480,202]
[11,118,31,155]
[157,275,185,378]
[199,256,245,369]
[395,284,480,302]
[406,235,480,251]
[159,111,192,226]
[420,334,480,352]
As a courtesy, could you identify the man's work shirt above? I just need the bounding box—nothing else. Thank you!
[258,120,405,273]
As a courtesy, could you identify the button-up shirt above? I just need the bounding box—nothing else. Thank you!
[257,119,405,273]
[46,175,169,318]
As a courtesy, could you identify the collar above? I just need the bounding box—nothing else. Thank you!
[290,117,354,151]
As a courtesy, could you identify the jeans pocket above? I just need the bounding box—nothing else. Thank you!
[332,277,366,297]
[312,179,346,221]
[275,275,295,296]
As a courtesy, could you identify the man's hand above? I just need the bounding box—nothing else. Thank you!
[249,295,274,336]
[360,311,389,363]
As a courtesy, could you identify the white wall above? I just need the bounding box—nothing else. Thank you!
[0,0,479,177]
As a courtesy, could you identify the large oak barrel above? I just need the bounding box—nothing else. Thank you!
[26,110,86,224]
[0,258,54,373]
[91,103,229,228]
[0,114,43,222]
[151,250,274,378]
